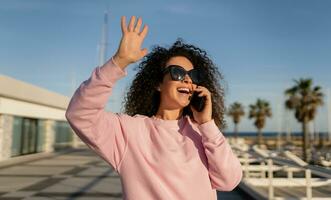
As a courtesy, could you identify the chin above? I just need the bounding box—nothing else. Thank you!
[165,93,190,109]
[177,100,190,108]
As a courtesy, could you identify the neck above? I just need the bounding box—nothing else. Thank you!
[155,108,183,120]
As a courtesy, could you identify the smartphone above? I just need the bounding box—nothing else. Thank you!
[190,91,206,112]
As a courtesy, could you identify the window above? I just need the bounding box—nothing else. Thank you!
[11,117,45,156]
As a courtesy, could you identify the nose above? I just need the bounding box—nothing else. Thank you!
[182,74,192,84]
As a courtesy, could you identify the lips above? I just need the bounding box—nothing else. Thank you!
[177,87,191,94]
[176,87,193,103]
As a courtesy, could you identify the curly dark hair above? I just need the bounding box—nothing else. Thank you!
[122,39,226,130]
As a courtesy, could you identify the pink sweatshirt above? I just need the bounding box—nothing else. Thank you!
[65,58,243,200]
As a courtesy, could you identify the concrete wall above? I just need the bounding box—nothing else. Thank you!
[0,114,13,161]
[0,74,68,110]
[44,120,56,153]
[0,96,66,121]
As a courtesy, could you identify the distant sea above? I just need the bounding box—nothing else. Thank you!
[224,132,330,137]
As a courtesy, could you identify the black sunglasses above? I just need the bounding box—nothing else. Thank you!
[162,65,200,84]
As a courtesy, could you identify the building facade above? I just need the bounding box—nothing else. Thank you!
[0,74,81,162]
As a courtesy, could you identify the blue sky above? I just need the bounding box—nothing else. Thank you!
[1,0,331,132]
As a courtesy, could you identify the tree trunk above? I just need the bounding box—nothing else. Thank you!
[258,129,263,146]
[302,119,311,163]
[234,123,238,139]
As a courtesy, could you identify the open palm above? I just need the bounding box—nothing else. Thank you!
[114,16,148,68]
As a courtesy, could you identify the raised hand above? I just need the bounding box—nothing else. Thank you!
[113,16,149,69]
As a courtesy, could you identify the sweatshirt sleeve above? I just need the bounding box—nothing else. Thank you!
[197,120,243,191]
[65,57,131,173]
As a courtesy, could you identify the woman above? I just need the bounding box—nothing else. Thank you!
[66,16,242,200]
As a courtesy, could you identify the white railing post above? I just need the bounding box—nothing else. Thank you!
[287,167,293,179]
[261,161,266,178]
[268,159,274,200]
[244,153,250,178]
[306,169,312,200]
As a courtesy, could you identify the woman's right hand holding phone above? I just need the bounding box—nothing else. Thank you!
[113,16,149,70]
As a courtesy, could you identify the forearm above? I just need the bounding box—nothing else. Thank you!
[198,120,243,191]
[65,58,126,134]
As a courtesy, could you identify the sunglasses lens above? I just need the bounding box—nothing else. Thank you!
[189,70,200,84]
[166,65,200,84]
[170,67,185,81]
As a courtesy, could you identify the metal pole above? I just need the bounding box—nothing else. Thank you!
[328,89,331,142]
[99,10,109,66]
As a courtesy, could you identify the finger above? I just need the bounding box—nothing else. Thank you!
[196,85,206,89]
[128,16,136,32]
[139,24,148,38]
[198,91,207,97]
[134,17,142,32]
[194,87,204,92]
[190,104,197,112]
[198,90,211,97]
[140,48,148,57]
[121,16,127,34]
[195,86,209,93]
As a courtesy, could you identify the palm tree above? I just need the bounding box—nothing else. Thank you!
[249,99,272,146]
[284,78,324,162]
[227,102,245,139]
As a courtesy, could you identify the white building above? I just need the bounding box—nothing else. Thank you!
[0,74,80,162]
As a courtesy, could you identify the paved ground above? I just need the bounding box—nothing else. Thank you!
[0,147,249,200]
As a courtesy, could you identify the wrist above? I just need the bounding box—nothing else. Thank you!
[197,118,212,125]
[113,53,131,69]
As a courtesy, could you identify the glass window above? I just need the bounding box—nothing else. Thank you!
[11,117,42,156]
[55,121,73,148]
[11,117,23,156]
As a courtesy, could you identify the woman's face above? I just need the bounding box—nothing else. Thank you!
[158,56,197,109]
